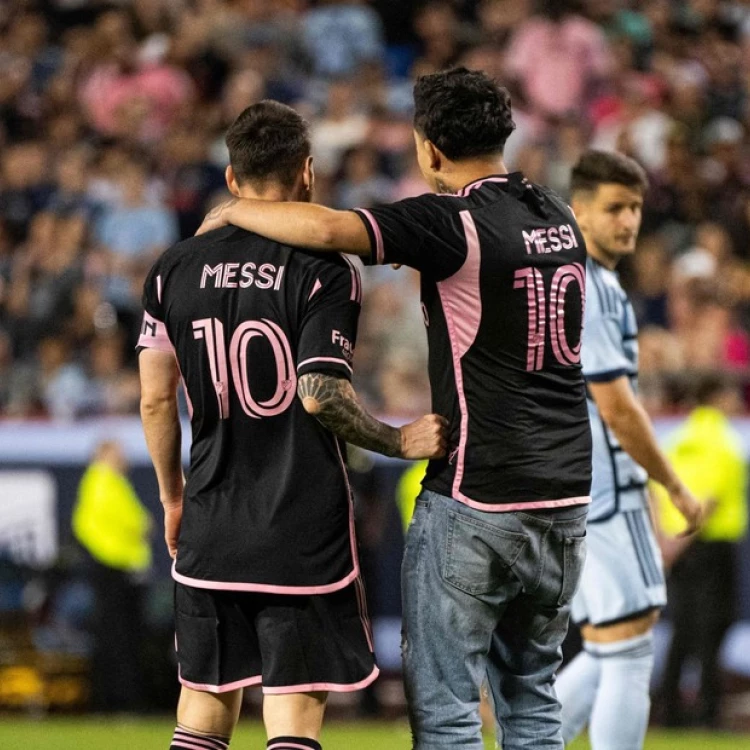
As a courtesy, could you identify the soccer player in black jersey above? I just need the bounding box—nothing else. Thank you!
[138,101,447,750]
[198,70,593,750]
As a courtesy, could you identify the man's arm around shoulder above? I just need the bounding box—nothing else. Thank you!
[197,198,371,256]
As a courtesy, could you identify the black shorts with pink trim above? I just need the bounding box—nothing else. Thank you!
[174,580,378,694]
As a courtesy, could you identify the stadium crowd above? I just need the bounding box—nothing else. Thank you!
[2,0,750,419]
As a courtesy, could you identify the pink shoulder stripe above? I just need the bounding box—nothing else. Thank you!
[340,254,362,303]
[356,209,384,265]
[436,211,482,501]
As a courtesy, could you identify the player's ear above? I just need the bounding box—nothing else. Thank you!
[302,156,314,194]
[225,165,241,197]
[425,140,442,171]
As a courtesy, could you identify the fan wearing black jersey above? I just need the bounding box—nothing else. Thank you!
[138,102,447,750]
[197,70,592,750]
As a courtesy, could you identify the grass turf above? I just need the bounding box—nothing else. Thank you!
[0,718,742,750]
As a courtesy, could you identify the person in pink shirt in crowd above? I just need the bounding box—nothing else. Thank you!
[78,10,194,144]
[505,0,613,127]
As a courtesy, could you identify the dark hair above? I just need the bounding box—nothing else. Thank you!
[570,150,649,196]
[225,100,310,189]
[413,67,515,161]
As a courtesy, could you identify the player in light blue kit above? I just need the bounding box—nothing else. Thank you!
[556,151,704,750]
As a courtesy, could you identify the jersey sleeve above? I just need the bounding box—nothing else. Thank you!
[296,257,362,382]
[581,299,631,382]
[352,194,468,280]
[137,259,174,354]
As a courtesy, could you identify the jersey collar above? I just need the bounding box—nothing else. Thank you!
[457,171,525,197]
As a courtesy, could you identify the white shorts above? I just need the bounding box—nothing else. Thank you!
[571,500,666,627]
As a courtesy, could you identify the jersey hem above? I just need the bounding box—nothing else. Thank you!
[262,665,380,694]
[177,664,380,696]
[172,562,360,595]
[178,670,263,694]
[454,494,591,513]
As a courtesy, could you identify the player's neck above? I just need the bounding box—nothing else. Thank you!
[435,157,509,195]
[236,185,295,202]
[585,239,619,270]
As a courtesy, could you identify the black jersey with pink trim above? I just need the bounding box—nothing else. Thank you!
[138,226,363,591]
[353,172,592,509]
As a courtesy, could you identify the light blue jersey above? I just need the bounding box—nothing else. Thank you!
[582,257,648,522]
[573,256,666,627]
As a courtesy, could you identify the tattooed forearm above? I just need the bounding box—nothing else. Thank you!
[298,373,402,457]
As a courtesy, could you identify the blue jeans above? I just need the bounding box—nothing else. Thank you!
[402,490,588,750]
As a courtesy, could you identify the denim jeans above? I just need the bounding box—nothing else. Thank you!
[402,490,588,750]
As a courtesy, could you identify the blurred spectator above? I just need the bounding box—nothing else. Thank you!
[94,158,178,311]
[591,72,673,172]
[333,145,394,209]
[642,124,706,234]
[545,117,588,198]
[46,146,99,222]
[302,0,384,79]
[655,373,748,727]
[701,117,750,221]
[505,0,612,123]
[162,125,225,237]
[36,335,91,420]
[667,257,750,371]
[0,141,53,244]
[310,79,370,176]
[87,331,140,416]
[6,213,85,356]
[78,10,194,144]
[411,0,474,74]
[72,440,153,712]
[630,234,671,328]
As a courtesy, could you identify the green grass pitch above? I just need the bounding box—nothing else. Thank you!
[0,718,742,749]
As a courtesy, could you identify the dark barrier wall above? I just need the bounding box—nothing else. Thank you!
[1,458,749,621]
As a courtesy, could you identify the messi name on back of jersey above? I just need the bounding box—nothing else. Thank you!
[199,261,285,290]
[522,223,579,255]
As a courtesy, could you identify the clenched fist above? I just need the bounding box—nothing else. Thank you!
[399,414,449,460]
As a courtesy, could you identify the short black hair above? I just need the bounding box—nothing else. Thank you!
[570,150,649,196]
[225,100,310,189]
[413,67,515,161]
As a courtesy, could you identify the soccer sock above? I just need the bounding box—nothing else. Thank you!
[267,738,322,750]
[170,726,230,750]
[588,633,655,750]
[556,648,601,745]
